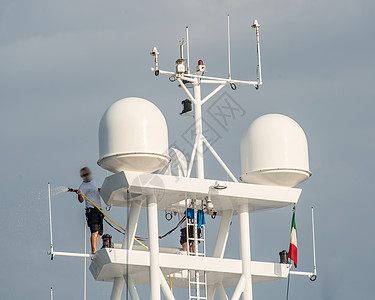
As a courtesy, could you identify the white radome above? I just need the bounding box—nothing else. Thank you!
[240,113,311,187]
[98,97,170,173]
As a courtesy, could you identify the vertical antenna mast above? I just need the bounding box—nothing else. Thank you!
[186,26,190,74]
[252,19,262,87]
[48,183,54,257]
[311,207,317,277]
[227,15,232,79]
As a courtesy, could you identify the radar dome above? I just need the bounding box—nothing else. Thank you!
[240,114,311,187]
[98,97,170,173]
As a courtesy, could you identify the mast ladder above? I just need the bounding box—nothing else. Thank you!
[187,199,207,300]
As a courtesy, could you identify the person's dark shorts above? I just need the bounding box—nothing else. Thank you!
[180,227,201,246]
[85,207,104,235]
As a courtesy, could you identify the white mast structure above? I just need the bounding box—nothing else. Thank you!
[47,17,317,300]
[151,16,261,183]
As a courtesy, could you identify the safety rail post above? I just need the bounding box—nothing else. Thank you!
[238,203,253,300]
[147,194,161,300]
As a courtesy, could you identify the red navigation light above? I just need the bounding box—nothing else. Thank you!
[198,59,204,66]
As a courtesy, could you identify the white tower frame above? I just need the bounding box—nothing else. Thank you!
[47,17,317,300]
[150,21,262,298]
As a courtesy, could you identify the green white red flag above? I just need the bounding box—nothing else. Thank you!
[288,209,297,268]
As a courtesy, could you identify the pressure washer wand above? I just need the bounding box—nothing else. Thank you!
[67,187,78,193]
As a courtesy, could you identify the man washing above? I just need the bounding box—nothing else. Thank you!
[75,167,103,255]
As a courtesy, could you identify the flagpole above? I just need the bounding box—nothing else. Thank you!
[288,206,297,268]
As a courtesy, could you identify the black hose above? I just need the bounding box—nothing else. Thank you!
[159,215,186,239]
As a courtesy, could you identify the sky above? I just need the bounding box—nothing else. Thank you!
[1,0,375,299]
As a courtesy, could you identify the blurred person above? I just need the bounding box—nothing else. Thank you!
[75,167,103,255]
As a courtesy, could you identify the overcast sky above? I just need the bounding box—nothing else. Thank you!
[1,0,375,299]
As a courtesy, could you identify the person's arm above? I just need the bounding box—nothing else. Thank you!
[76,189,84,203]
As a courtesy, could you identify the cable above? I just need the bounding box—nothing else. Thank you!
[169,274,173,293]
[80,193,148,249]
[159,215,186,239]
[80,192,186,246]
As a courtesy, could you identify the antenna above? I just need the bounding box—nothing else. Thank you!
[177,38,186,59]
[50,287,53,300]
[252,19,262,88]
[176,39,187,75]
[227,15,232,79]
[311,207,317,279]
[48,182,54,259]
[150,17,262,181]
[186,26,190,74]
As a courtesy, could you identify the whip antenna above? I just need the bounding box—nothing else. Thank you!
[227,14,232,79]
[252,19,262,88]
[186,26,190,74]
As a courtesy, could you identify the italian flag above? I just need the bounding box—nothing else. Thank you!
[288,210,297,268]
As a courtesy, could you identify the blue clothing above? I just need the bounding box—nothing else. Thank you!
[186,208,205,229]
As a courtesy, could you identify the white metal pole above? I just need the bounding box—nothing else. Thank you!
[84,215,87,300]
[50,287,53,300]
[193,79,204,179]
[254,22,262,85]
[159,270,176,300]
[207,285,215,300]
[157,69,258,86]
[123,200,143,250]
[227,15,232,79]
[187,135,199,178]
[147,194,161,300]
[312,207,317,275]
[51,251,92,258]
[177,78,196,104]
[238,204,253,300]
[126,276,141,300]
[201,84,226,105]
[202,136,238,182]
[230,275,245,300]
[48,183,53,255]
[216,283,229,300]
[111,277,125,300]
[212,210,233,258]
[186,26,190,74]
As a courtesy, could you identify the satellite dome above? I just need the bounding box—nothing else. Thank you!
[98,97,170,173]
[240,114,311,187]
